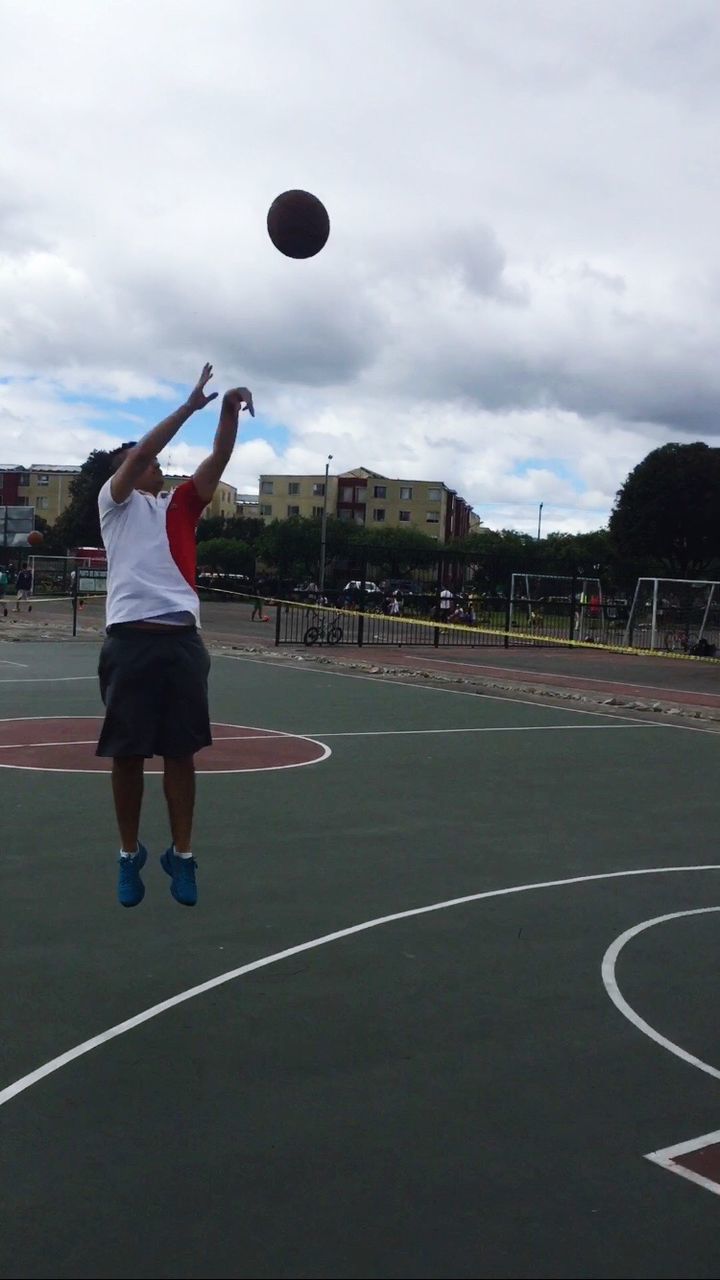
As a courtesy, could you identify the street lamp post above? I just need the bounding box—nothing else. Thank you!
[537,501,544,540]
[319,454,333,594]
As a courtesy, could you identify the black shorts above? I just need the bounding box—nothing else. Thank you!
[96,627,212,759]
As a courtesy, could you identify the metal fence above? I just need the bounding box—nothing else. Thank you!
[274,559,634,650]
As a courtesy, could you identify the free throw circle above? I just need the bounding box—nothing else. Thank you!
[0,718,330,774]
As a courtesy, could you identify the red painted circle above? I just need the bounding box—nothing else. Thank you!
[0,718,329,774]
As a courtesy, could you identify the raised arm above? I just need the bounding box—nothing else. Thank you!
[192,385,254,505]
[110,364,218,504]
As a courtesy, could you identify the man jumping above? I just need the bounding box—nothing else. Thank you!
[96,363,254,908]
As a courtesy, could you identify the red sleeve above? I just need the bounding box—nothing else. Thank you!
[170,480,207,523]
[165,481,206,588]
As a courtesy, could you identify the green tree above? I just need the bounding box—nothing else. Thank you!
[455,528,540,593]
[196,537,253,573]
[196,516,229,542]
[257,517,321,579]
[196,514,265,547]
[538,529,615,576]
[257,515,355,579]
[609,443,720,577]
[353,525,439,577]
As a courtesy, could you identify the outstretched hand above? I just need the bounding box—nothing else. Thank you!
[223,386,255,417]
[186,363,219,412]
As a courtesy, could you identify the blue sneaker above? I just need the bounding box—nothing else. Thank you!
[160,846,198,906]
[117,843,148,908]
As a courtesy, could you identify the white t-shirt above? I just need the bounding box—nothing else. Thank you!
[98,478,206,628]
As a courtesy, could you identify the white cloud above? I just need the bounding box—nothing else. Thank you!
[1,0,719,533]
[0,379,126,465]
[161,437,285,493]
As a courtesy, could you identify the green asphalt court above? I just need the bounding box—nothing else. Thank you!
[2,638,720,1279]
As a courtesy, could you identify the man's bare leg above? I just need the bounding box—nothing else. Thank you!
[163,755,196,853]
[111,756,145,850]
[161,755,198,905]
[113,756,147,907]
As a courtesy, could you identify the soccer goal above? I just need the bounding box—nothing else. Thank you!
[509,573,603,640]
[28,554,107,597]
[624,578,720,654]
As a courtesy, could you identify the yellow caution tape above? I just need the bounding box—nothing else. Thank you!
[200,585,720,665]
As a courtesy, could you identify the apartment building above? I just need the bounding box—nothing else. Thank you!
[163,474,238,519]
[257,467,473,542]
[236,493,260,518]
[258,472,339,523]
[0,463,238,526]
[0,464,81,524]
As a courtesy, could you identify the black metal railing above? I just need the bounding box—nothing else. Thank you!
[274,587,639,651]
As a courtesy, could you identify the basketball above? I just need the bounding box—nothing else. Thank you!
[27,530,43,547]
[267,190,330,259]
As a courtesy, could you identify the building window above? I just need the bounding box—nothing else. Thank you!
[36,496,49,510]
[260,480,274,494]
[340,486,353,502]
[428,487,441,501]
[260,503,272,517]
[37,474,49,486]
[312,506,324,518]
[400,486,412,500]
[287,505,300,517]
[426,512,440,523]
[312,482,325,497]
[399,510,411,522]
[373,485,387,499]
[18,473,30,487]
[288,482,300,495]
[373,508,386,522]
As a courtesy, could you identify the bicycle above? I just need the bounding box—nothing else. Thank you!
[303,608,343,646]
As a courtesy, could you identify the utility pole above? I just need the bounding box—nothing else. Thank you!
[537,501,544,540]
[319,454,333,594]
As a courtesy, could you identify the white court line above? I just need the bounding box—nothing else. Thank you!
[404,653,720,703]
[0,734,315,750]
[0,756,330,775]
[602,908,720,1198]
[0,717,297,736]
[0,727,666,752]
[0,676,95,684]
[648,1128,720,1161]
[0,717,331,774]
[646,1129,720,1197]
[302,724,667,738]
[2,864,718,1109]
[602,907,720,1082]
[0,658,29,668]
[0,725,666,752]
[0,739,98,750]
[219,653,718,735]
[0,714,101,722]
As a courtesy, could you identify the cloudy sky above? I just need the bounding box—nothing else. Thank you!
[1,0,719,533]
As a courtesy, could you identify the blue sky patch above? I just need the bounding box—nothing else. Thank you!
[55,388,290,454]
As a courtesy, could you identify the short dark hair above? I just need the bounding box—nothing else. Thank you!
[108,442,137,473]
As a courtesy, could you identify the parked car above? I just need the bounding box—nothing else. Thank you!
[344,580,383,594]
[381,579,423,596]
